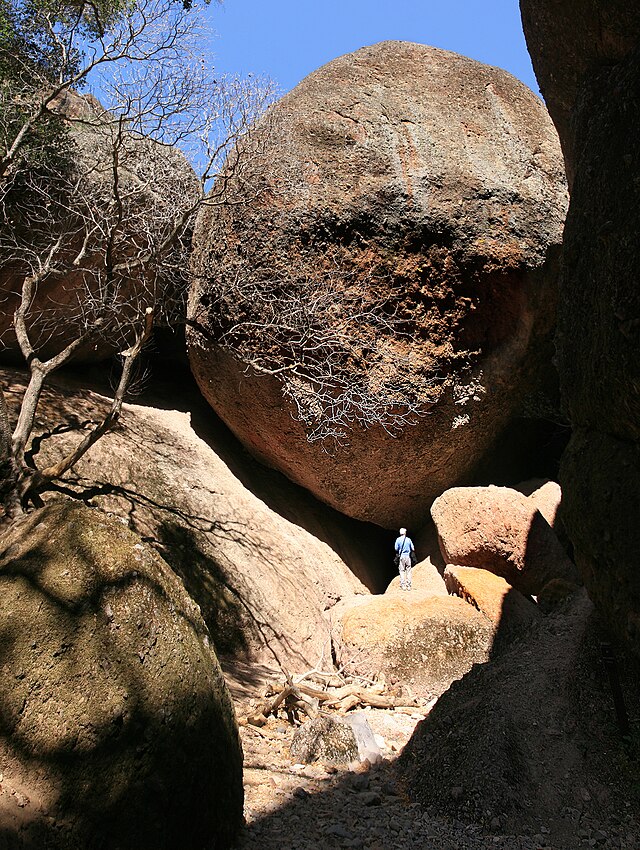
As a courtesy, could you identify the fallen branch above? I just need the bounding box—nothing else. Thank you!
[296,682,396,709]
[252,668,424,727]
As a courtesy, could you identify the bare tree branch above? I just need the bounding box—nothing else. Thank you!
[0,0,276,514]
[37,307,154,483]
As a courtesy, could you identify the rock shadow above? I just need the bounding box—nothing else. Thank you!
[0,506,242,849]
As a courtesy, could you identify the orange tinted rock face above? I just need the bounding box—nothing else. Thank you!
[332,592,494,698]
[188,40,568,529]
[431,485,580,596]
[444,564,541,651]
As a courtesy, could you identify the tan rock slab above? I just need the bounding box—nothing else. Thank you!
[431,485,580,596]
[444,564,541,650]
[385,558,448,597]
[333,593,493,698]
[1,367,372,671]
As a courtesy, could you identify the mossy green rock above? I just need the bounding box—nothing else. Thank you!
[0,499,243,849]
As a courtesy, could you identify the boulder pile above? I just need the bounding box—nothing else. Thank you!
[430,484,580,596]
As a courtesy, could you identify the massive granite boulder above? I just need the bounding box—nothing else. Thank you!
[187,40,568,529]
[331,585,494,698]
[0,500,243,849]
[520,2,640,655]
[0,91,197,363]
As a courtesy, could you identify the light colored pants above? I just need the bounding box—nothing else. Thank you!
[399,554,412,589]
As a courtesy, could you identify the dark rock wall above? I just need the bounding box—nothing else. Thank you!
[520,1,640,184]
[520,1,640,654]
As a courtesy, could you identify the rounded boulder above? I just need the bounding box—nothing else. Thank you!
[0,91,198,364]
[0,499,243,850]
[431,485,580,596]
[188,40,568,528]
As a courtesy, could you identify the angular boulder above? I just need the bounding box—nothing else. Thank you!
[444,564,541,651]
[396,589,638,836]
[332,592,494,698]
[187,40,568,528]
[0,500,243,850]
[520,2,640,655]
[515,477,568,549]
[290,715,359,766]
[431,485,580,596]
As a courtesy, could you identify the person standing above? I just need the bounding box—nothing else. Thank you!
[394,527,416,591]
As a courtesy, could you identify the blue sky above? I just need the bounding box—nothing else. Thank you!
[206,0,539,97]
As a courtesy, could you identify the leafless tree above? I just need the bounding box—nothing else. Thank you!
[0,0,277,516]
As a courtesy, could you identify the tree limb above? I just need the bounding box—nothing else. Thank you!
[36,307,153,484]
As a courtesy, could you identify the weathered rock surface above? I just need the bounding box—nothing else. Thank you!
[385,558,448,597]
[444,564,541,652]
[1,366,378,670]
[332,591,493,698]
[0,499,243,849]
[0,91,197,363]
[290,716,359,766]
[232,602,640,850]
[520,0,640,183]
[520,2,640,655]
[515,477,568,549]
[431,485,580,596]
[188,40,568,528]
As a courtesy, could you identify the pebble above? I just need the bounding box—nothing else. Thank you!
[324,823,353,839]
[357,791,380,807]
[350,774,370,792]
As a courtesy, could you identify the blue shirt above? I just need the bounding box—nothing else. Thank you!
[394,535,414,556]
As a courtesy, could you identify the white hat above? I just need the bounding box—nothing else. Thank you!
[399,527,407,535]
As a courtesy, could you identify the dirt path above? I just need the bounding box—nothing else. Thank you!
[223,663,547,850]
[223,591,640,850]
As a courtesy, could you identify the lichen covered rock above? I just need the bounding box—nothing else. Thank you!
[290,715,359,765]
[444,564,541,652]
[0,499,243,849]
[332,592,494,698]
